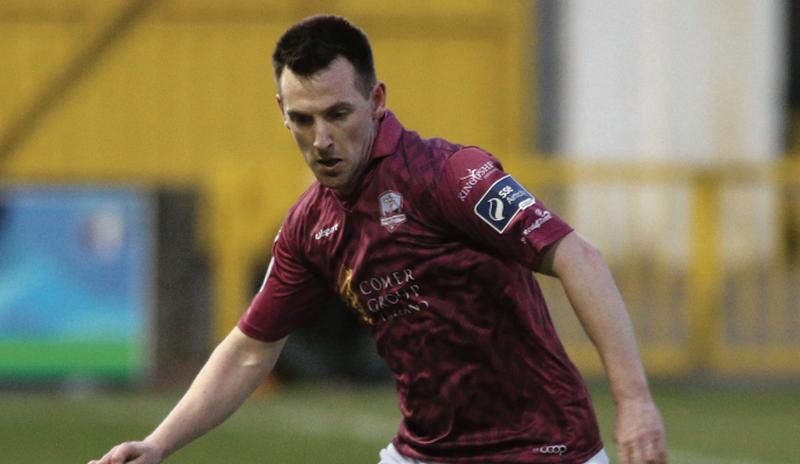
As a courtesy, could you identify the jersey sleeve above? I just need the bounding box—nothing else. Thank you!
[238,223,331,342]
[437,147,573,269]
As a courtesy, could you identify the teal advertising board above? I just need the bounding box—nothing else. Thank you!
[0,187,153,381]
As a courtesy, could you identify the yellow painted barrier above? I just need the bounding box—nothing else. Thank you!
[2,1,799,378]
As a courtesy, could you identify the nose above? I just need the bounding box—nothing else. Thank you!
[313,121,333,153]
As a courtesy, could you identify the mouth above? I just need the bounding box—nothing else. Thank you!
[317,158,342,168]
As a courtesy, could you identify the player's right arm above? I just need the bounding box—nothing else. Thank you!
[88,327,286,464]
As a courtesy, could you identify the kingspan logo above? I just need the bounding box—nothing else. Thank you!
[534,444,568,456]
[457,161,496,201]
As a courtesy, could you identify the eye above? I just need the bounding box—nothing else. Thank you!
[290,114,313,127]
[327,109,350,121]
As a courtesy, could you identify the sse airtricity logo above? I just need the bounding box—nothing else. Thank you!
[474,175,535,233]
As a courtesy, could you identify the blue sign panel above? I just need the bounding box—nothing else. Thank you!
[0,186,154,381]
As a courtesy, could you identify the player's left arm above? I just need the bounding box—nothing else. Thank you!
[538,231,667,464]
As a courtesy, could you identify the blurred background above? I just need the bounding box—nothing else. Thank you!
[1,1,799,463]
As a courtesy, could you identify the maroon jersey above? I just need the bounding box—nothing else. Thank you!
[239,111,603,463]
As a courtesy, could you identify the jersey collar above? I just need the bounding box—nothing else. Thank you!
[369,110,403,160]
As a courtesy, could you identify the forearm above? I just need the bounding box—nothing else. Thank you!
[547,233,650,402]
[545,232,667,463]
[564,258,649,399]
[145,328,285,458]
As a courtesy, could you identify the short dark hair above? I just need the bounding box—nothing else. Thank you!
[273,15,376,98]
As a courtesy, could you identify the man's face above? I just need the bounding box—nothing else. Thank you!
[277,57,385,196]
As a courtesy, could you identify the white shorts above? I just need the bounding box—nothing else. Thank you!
[378,443,609,464]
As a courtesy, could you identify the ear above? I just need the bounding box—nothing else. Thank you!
[276,93,289,129]
[371,81,387,119]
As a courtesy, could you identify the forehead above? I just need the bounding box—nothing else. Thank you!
[279,57,365,113]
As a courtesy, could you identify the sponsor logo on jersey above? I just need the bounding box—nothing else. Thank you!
[359,267,430,323]
[378,190,407,232]
[337,266,372,326]
[522,208,552,236]
[474,175,535,233]
[457,161,497,201]
[533,444,568,456]
[314,222,339,240]
[337,266,430,325]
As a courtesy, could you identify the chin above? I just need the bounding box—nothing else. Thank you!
[319,179,343,192]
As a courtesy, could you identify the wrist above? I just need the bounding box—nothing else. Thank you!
[609,375,652,405]
[142,434,169,459]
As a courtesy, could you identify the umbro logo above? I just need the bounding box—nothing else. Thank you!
[534,444,568,455]
[314,223,339,240]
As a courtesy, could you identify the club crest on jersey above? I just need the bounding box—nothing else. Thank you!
[474,175,535,233]
[378,190,407,232]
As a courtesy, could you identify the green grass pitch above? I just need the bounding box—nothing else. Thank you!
[1,382,798,463]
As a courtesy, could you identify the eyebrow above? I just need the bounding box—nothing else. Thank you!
[286,102,353,119]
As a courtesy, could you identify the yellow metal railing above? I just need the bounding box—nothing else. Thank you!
[509,158,800,378]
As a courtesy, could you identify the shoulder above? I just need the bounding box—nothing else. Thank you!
[401,132,463,167]
[391,131,490,190]
[443,146,502,171]
[386,127,504,196]
[388,133,502,218]
[281,182,327,246]
[426,145,501,200]
[441,145,501,174]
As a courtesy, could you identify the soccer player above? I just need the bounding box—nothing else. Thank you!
[89,15,666,464]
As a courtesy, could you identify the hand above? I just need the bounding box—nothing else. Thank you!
[88,440,164,464]
[614,396,667,464]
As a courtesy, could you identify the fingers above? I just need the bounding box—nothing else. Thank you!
[617,440,634,464]
[88,445,117,464]
[615,397,668,464]
[89,447,115,464]
[128,455,156,464]
[88,442,142,464]
[644,430,668,463]
[617,431,667,464]
[617,442,629,464]
[631,438,644,463]
[111,443,133,464]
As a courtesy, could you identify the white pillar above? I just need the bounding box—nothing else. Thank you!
[558,0,785,266]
